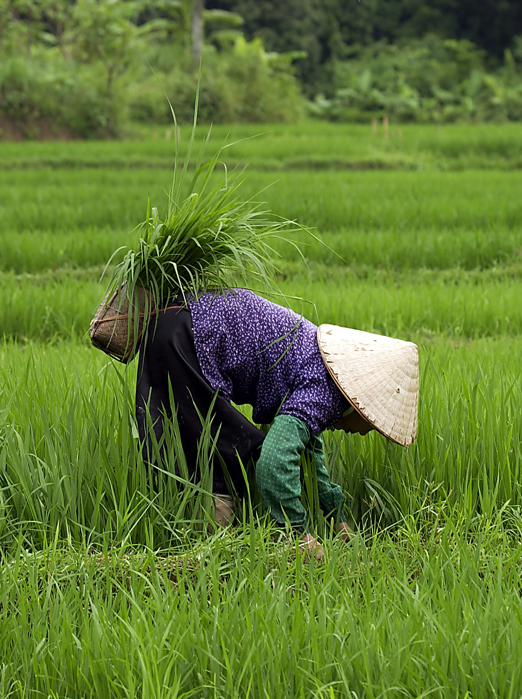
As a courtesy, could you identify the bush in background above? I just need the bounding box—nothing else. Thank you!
[0,53,122,139]
[311,35,522,124]
[0,42,303,139]
[129,38,303,126]
[0,0,304,139]
[3,1,522,137]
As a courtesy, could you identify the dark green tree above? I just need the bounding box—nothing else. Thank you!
[207,0,522,95]
[70,0,141,134]
[206,0,377,96]
[371,0,522,61]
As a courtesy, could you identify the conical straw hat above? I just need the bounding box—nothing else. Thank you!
[317,324,419,447]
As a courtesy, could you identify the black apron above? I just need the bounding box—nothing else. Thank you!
[136,305,265,495]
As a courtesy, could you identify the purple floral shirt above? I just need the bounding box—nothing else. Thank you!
[188,289,348,435]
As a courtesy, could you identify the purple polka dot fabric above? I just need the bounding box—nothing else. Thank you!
[188,289,348,435]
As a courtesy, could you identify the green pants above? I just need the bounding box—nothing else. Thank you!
[255,414,346,533]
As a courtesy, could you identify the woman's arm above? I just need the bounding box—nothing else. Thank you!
[255,413,311,533]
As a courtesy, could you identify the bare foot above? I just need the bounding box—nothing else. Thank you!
[299,533,325,561]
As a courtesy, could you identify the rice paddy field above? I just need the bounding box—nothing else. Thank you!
[1,121,522,697]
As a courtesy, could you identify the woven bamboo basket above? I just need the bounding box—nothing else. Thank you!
[89,286,154,363]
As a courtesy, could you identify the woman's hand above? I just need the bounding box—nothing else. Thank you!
[299,533,325,561]
[299,524,353,560]
[335,521,354,542]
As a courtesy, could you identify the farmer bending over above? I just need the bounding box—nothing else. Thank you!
[136,289,418,558]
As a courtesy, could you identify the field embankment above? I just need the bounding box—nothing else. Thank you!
[2,121,522,171]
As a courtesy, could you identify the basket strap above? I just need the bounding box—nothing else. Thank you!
[90,305,183,326]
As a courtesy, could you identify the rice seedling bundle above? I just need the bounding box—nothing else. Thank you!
[90,116,304,361]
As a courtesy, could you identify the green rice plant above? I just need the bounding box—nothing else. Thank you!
[0,270,104,342]
[103,169,291,308]
[99,102,309,326]
[0,341,223,549]
[4,267,522,342]
[2,122,522,170]
[3,514,522,697]
[283,268,522,339]
[325,336,522,532]
[251,169,522,234]
[275,224,522,271]
[1,335,522,695]
[3,168,522,260]
[1,335,521,548]
[3,221,522,275]
[4,120,522,698]
[0,227,128,274]
[0,168,168,234]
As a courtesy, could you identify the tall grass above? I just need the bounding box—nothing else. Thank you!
[2,268,522,342]
[284,268,522,339]
[102,154,301,309]
[2,515,522,697]
[2,121,522,169]
[1,337,520,548]
[0,342,219,549]
[2,128,522,695]
[3,168,522,234]
[328,337,522,528]
[0,227,128,274]
[1,341,522,697]
[2,223,521,274]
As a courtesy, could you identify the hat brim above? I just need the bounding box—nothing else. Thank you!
[318,324,419,447]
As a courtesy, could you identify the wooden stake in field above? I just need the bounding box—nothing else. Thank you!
[383,114,389,139]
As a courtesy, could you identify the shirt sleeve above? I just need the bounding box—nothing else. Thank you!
[255,413,311,533]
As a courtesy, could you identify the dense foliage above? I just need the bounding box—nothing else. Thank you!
[313,36,522,123]
[210,0,522,96]
[1,0,522,134]
[0,0,303,137]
